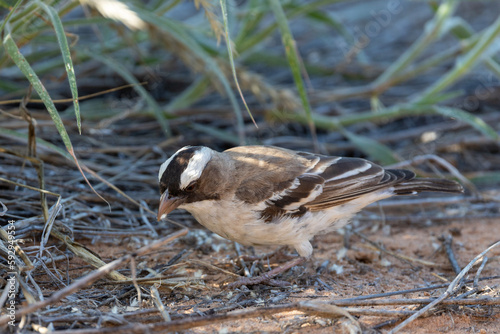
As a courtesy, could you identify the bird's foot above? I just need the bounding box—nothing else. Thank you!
[226,257,306,289]
[239,246,296,262]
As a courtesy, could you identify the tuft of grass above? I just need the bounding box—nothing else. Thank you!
[269,0,318,149]
[1,0,499,164]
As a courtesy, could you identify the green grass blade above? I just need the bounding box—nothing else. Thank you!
[189,122,244,146]
[342,129,399,165]
[3,23,109,203]
[271,104,435,130]
[154,0,182,14]
[278,102,498,140]
[37,0,81,134]
[3,30,74,153]
[392,33,480,87]
[165,76,210,112]
[0,127,72,160]
[219,0,257,127]
[269,0,316,144]
[468,172,500,186]
[0,1,79,69]
[0,0,23,36]
[235,0,266,46]
[433,106,498,140]
[374,0,457,87]
[136,7,245,142]
[0,78,23,92]
[485,58,500,78]
[417,14,500,104]
[86,51,171,137]
[238,0,345,54]
[416,90,464,105]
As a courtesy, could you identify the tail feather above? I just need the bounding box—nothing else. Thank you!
[393,177,464,195]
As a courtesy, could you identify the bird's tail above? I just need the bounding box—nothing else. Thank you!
[391,171,464,195]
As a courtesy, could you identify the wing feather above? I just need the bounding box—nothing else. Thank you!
[306,163,415,211]
[252,150,412,220]
[226,146,459,222]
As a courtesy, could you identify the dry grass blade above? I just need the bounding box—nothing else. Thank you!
[195,0,224,44]
[0,201,6,216]
[150,284,171,322]
[186,259,240,277]
[0,148,51,219]
[0,83,148,106]
[219,0,257,128]
[49,227,128,281]
[0,228,34,272]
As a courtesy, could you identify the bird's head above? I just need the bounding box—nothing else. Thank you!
[157,146,225,220]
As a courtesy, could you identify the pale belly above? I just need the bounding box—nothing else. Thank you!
[178,190,393,257]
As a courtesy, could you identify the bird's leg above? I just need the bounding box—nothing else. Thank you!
[239,246,294,262]
[226,256,306,289]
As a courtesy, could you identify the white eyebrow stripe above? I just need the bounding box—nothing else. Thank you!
[180,147,212,189]
[158,146,192,181]
[328,162,372,181]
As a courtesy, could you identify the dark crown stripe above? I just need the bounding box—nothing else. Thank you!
[159,146,201,194]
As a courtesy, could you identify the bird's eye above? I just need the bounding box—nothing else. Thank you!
[185,183,196,192]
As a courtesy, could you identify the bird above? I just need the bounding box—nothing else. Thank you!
[157,145,463,287]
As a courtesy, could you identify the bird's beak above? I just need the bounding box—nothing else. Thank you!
[157,191,186,221]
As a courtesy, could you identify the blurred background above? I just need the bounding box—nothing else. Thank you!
[1,1,500,174]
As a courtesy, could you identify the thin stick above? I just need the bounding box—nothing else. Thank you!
[187,259,240,277]
[226,256,305,289]
[474,256,488,288]
[442,234,461,275]
[48,300,358,334]
[331,297,500,307]
[324,275,500,303]
[0,82,148,105]
[389,240,500,334]
[31,307,416,325]
[130,257,142,304]
[150,284,171,322]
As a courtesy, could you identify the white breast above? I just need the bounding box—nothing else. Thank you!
[180,189,394,257]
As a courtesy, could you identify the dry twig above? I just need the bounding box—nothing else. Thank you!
[389,240,500,334]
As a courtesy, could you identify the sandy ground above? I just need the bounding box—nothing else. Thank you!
[53,207,498,333]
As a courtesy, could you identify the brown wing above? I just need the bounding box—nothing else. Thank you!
[225,146,317,204]
[301,152,414,211]
[225,147,460,222]
[300,152,462,210]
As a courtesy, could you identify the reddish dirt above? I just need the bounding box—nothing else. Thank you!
[56,213,499,333]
